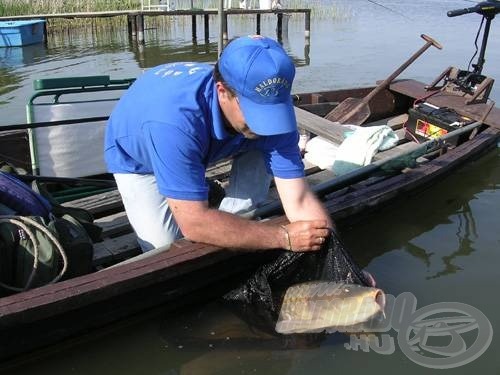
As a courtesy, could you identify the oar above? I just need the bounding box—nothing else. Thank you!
[325,34,443,125]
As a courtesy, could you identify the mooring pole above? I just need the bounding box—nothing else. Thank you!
[130,15,137,39]
[127,15,132,39]
[256,13,261,35]
[276,12,283,41]
[43,19,48,46]
[204,13,210,42]
[223,12,228,42]
[218,0,224,55]
[305,9,311,39]
[192,14,197,41]
[136,14,145,44]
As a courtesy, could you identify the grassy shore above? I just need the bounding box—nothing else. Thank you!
[0,0,350,31]
[0,0,140,16]
[0,0,349,18]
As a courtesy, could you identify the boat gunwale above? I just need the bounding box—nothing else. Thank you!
[1,125,499,325]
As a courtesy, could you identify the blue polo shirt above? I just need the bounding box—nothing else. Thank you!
[104,62,304,201]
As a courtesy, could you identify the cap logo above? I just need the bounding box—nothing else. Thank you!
[254,77,290,97]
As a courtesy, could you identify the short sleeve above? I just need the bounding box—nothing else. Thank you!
[142,121,209,200]
[261,131,304,179]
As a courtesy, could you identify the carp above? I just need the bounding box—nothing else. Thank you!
[276,281,385,334]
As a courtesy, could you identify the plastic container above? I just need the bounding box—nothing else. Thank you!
[0,20,45,47]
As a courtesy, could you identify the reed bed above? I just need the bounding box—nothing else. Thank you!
[0,0,140,16]
[1,0,351,31]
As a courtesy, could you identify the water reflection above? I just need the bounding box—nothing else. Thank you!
[131,39,217,69]
[426,202,478,280]
[342,150,500,288]
[0,44,49,100]
[0,16,311,123]
[0,68,21,103]
[158,301,326,375]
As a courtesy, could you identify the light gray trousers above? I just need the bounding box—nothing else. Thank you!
[114,150,272,252]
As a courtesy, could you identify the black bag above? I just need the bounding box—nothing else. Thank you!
[222,233,370,334]
[0,165,100,294]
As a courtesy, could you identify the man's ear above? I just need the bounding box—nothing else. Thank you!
[216,82,231,102]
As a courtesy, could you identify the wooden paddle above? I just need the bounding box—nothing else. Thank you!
[325,34,443,125]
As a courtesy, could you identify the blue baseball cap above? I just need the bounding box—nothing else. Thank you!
[218,35,297,136]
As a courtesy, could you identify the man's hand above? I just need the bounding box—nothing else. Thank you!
[281,220,331,252]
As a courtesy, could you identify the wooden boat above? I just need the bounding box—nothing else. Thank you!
[0,73,499,362]
[1,3,500,358]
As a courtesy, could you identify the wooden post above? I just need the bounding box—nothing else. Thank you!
[304,37,310,65]
[276,13,283,41]
[43,18,48,46]
[130,15,137,39]
[223,13,228,42]
[218,0,224,55]
[204,14,210,42]
[256,13,261,35]
[305,9,311,39]
[192,14,197,41]
[137,14,145,44]
[127,15,133,39]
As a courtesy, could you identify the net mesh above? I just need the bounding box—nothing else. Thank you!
[222,232,370,334]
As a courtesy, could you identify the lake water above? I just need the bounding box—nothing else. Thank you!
[1,0,500,373]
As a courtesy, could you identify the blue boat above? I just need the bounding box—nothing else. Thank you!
[0,19,45,47]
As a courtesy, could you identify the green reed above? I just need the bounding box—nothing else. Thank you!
[0,0,350,30]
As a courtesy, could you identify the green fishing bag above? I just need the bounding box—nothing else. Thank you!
[0,213,94,295]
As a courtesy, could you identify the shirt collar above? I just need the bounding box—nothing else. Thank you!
[209,79,231,140]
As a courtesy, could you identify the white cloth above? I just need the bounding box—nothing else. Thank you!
[332,125,398,175]
[304,136,339,170]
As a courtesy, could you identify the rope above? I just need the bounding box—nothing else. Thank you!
[0,215,68,292]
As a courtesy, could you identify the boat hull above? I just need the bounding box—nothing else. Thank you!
[0,80,499,363]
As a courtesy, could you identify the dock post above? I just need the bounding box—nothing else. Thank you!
[204,14,210,42]
[137,14,145,44]
[127,15,133,39]
[192,14,197,41]
[223,13,228,42]
[218,0,224,55]
[130,15,137,39]
[256,13,261,35]
[305,9,311,39]
[43,18,48,46]
[276,13,283,41]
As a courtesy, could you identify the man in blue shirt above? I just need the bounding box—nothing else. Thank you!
[105,35,332,252]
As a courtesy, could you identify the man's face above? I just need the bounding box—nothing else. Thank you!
[216,82,259,140]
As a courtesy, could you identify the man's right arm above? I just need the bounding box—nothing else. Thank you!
[167,198,329,251]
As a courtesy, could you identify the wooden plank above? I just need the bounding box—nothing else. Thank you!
[363,113,409,129]
[92,244,114,266]
[295,106,345,144]
[95,211,130,237]
[63,189,123,216]
[298,102,338,117]
[0,8,310,21]
[93,233,140,266]
[387,114,409,129]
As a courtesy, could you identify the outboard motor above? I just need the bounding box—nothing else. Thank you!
[428,0,500,100]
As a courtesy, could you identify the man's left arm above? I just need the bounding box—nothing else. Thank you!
[274,176,333,227]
